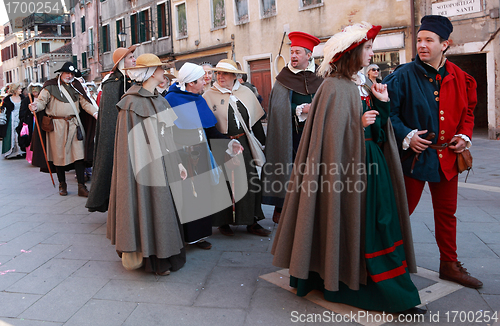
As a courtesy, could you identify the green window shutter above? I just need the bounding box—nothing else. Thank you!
[72,22,75,37]
[81,17,85,33]
[157,5,163,38]
[139,11,146,43]
[106,25,110,51]
[82,52,87,69]
[131,15,137,45]
[73,55,77,67]
[101,25,109,52]
[116,20,120,47]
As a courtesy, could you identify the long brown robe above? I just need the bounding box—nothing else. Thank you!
[271,76,415,292]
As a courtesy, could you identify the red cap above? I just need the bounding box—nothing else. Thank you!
[288,31,321,52]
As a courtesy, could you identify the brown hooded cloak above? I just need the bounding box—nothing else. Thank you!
[271,76,416,292]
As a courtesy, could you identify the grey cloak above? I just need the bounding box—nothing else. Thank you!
[271,76,415,292]
[261,82,293,207]
[107,85,185,272]
[86,70,132,212]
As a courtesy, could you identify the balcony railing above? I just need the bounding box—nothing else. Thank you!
[22,13,70,29]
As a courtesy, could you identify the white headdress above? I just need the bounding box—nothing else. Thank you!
[176,62,205,91]
[127,67,156,83]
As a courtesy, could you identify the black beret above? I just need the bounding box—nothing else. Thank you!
[418,15,453,40]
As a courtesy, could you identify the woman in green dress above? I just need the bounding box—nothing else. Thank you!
[272,22,424,314]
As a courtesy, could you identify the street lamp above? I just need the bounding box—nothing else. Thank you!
[118,31,127,47]
[118,20,156,48]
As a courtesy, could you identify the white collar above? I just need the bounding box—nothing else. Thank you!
[213,80,241,94]
[287,60,316,74]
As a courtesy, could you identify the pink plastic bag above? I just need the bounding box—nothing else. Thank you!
[20,123,29,137]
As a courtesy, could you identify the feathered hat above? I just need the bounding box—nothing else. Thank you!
[318,22,381,77]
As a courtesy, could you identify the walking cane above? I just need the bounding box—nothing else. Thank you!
[30,94,55,187]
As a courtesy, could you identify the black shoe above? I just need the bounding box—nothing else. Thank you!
[194,240,212,250]
[218,224,234,236]
[247,223,271,237]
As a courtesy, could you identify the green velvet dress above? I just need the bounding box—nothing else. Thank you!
[289,95,421,313]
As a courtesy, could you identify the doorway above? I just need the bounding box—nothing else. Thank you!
[249,59,272,113]
[447,53,487,137]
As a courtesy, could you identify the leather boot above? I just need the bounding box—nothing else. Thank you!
[439,261,483,289]
[78,184,89,197]
[59,182,68,196]
[272,209,281,224]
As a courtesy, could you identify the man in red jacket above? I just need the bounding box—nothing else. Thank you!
[386,15,481,288]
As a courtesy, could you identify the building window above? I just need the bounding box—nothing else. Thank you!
[28,46,32,56]
[299,0,322,9]
[116,19,124,47]
[22,48,26,59]
[176,2,187,39]
[81,16,86,33]
[372,51,400,78]
[234,0,248,24]
[10,43,17,57]
[82,52,87,69]
[157,2,171,38]
[101,24,110,52]
[40,64,45,81]
[72,21,75,37]
[88,27,94,57]
[260,0,276,18]
[73,55,78,68]
[211,0,226,29]
[42,43,50,53]
[130,9,151,44]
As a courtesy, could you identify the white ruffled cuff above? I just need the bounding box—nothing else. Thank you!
[226,139,242,157]
[403,129,419,150]
[295,103,308,123]
[455,134,472,149]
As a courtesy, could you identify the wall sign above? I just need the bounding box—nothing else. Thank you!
[432,0,481,17]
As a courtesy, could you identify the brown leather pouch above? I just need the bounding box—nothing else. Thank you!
[457,149,472,173]
[41,116,54,132]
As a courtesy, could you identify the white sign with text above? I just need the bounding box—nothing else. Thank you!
[432,0,481,17]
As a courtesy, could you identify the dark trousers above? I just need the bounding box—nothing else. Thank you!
[56,160,85,184]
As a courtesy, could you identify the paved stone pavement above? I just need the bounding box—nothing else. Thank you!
[0,136,499,326]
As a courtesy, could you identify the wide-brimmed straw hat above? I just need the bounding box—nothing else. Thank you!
[123,53,165,70]
[209,59,246,75]
[112,45,137,72]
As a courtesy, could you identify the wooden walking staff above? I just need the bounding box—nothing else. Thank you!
[29,94,55,187]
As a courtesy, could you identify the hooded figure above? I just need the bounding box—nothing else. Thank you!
[86,46,136,212]
[272,22,423,314]
[107,53,187,275]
